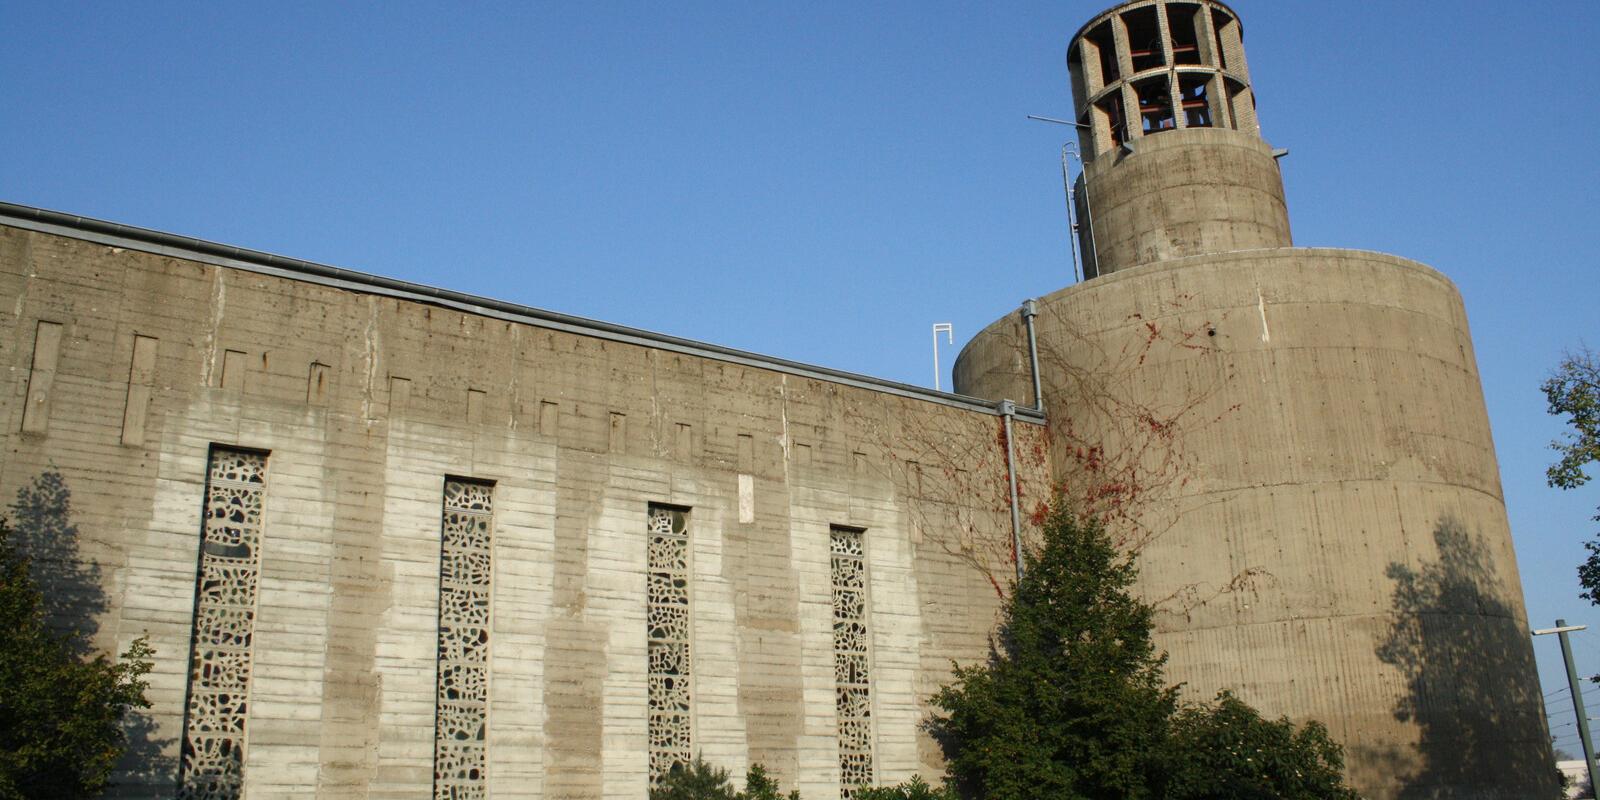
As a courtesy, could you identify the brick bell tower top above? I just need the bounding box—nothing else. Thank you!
[1068,0,1258,158]
[1066,0,1292,277]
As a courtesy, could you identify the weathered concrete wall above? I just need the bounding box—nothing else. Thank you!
[1077,128,1291,277]
[0,223,1045,800]
[1064,0,1276,279]
[956,247,1556,799]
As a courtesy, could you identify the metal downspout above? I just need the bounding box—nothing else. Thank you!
[1021,299,1044,413]
[1000,400,1024,582]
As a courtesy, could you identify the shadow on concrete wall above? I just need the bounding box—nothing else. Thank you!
[12,471,104,655]
[10,469,176,792]
[1375,515,1558,799]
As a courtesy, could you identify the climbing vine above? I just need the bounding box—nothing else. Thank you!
[858,293,1271,616]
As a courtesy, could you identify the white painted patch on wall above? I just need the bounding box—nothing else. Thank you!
[1256,286,1271,343]
[738,473,755,523]
[201,272,226,387]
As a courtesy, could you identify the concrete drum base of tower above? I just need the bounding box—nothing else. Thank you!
[956,1,1555,796]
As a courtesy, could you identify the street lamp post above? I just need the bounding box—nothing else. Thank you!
[1534,619,1598,789]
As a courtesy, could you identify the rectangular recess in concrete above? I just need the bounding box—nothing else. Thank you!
[537,400,558,437]
[389,376,411,415]
[608,412,626,454]
[674,422,693,460]
[220,349,247,392]
[21,320,63,434]
[121,334,159,446]
[737,434,754,473]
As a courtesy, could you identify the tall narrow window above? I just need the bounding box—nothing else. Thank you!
[831,526,873,798]
[1167,4,1203,65]
[1179,74,1214,128]
[1136,77,1177,134]
[179,447,268,800]
[434,478,494,800]
[1123,6,1165,72]
[647,505,693,784]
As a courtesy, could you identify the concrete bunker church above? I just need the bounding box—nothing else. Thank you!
[0,1,1555,798]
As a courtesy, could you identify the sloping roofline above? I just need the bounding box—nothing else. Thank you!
[0,201,1042,423]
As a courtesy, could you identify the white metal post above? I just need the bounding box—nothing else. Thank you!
[932,323,953,391]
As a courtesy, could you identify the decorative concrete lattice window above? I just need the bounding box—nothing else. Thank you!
[647,504,693,784]
[178,447,268,800]
[434,478,495,800]
[831,526,874,798]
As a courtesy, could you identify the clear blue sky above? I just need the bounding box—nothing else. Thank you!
[4,0,1597,750]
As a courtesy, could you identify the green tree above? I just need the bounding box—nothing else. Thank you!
[0,518,153,799]
[922,504,1361,800]
[928,507,1176,800]
[651,757,737,800]
[1543,351,1600,602]
[738,763,800,800]
[1155,691,1359,800]
[649,757,799,800]
[855,775,958,800]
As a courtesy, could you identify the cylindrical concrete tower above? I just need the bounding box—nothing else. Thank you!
[1067,0,1290,278]
[955,2,1555,797]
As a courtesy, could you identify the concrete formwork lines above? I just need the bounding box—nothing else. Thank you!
[955,6,1552,793]
[0,219,1050,799]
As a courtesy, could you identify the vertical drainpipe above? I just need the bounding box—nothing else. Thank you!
[1000,400,1024,583]
[1021,299,1044,413]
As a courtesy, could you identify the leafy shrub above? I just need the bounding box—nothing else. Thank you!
[0,519,153,799]
[649,757,799,800]
[855,775,957,800]
[1156,691,1360,800]
[919,503,1362,800]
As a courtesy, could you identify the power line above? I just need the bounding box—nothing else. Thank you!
[1545,697,1600,713]
[1546,688,1600,709]
[1547,684,1600,701]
